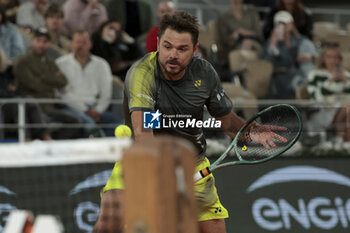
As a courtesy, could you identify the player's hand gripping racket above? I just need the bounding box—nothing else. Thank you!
[194,104,302,182]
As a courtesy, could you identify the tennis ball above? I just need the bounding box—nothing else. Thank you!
[114,125,132,138]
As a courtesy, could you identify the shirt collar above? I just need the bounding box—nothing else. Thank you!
[71,53,92,68]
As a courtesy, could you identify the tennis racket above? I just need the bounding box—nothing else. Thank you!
[194,104,302,182]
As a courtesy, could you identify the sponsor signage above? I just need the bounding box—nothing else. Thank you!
[249,166,350,231]
[0,158,349,232]
[0,163,113,233]
[215,158,350,233]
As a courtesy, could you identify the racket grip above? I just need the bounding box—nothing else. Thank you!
[193,167,211,182]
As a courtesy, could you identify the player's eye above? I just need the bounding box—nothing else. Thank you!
[178,47,188,52]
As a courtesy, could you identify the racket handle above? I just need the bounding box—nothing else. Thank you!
[193,167,211,182]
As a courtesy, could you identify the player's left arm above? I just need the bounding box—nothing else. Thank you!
[216,111,245,139]
[204,63,285,148]
[204,62,244,138]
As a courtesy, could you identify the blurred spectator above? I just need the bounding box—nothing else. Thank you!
[0,6,26,63]
[13,27,82,139]
[91,20,143,81]
[196,44,208,60]
[0,47,8,72]
[217,0,263,61]
[16,0,48,30]
[263,0,312,40]
[244,0,277,15]
[307,44,350,143]
[261,11,316,99]
[56,30,120,137]
[99,0,109,6]
[145,0,175,53]
[107,0,153,40]
[63,0,107,38]
[0,0,20,23]
[44,3,70,59]
[0,61,51,141]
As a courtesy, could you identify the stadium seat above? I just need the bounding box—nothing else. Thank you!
[228,50,272,99]
[325,34,350,52]
[295,85,309,100]
[244,60,273,99]
[207,20,218,38]
[342,52,350,71]
[221,83,257,119]
[198,20,218,56]
[313,22,341,42]
[228,50,258,71]
[112,75,124,99]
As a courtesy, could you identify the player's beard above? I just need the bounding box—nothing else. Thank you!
[160,58,186,76]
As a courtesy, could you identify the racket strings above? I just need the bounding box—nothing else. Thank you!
[236,106,300,161]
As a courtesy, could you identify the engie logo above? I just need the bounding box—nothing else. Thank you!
[143,110,162,129]
[247,166,350,231]
[0,185,17,231]
[69,169,112,232]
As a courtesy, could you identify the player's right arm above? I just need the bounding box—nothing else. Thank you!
[125,53,158,141]
[131,111,154,141]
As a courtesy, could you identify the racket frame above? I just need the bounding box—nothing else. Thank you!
[195,104,302,182]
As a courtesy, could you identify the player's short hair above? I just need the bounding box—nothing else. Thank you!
[158,11,199,46]
[44,3,64,19]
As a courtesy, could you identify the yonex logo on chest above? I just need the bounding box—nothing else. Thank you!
[194,80,202,87]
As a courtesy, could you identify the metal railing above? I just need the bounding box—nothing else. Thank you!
[0,98,123,143]
[0,97,336,143]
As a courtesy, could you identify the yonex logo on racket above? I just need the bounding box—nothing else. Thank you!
[143,110,162,129]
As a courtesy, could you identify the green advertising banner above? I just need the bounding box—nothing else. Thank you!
[0,158,350,232]
[0,163,114,233]
[215,158,350,233]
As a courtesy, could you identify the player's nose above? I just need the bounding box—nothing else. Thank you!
[169,49,179,59]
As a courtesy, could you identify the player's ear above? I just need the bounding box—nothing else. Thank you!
[157,36,160,51]
[193,42,199,57]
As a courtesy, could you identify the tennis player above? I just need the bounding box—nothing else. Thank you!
[94,11,284,233]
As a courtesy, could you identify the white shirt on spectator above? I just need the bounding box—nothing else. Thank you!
[16,1,45,29]
[55,53,112,113]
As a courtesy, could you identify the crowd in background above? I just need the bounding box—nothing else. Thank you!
[0,0,349,143]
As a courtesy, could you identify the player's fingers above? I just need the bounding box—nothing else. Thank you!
[263,140,271,150]
[269,125,288,131]
[267,138,277,148]
[271,132,288,143]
